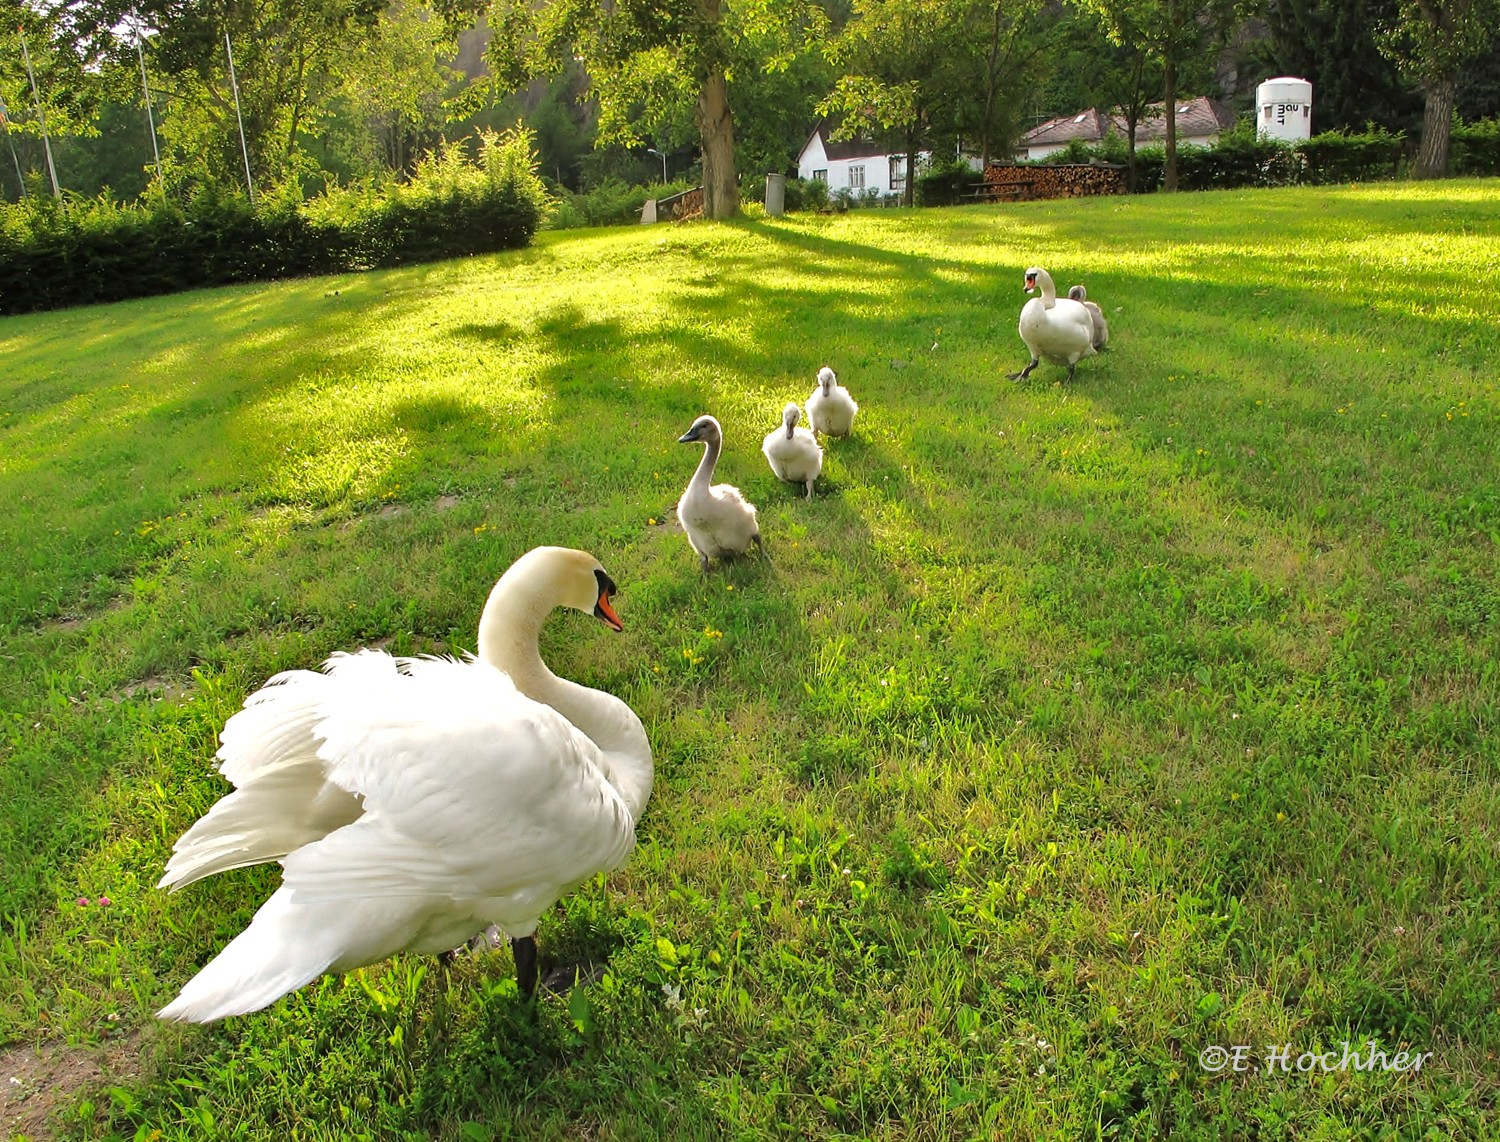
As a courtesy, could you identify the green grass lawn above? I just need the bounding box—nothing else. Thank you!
[1,180,1497,1140]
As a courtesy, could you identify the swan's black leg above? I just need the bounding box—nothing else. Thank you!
[1007,358,1038,381]
[1066,362,1077,383]
[512,935,539,999]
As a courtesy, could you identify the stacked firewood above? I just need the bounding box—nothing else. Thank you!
[984,163,1125,200]
[668,189,705,221]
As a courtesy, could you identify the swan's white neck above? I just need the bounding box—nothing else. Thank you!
[476,568,653,819]
[688,435,720,493]
[1033,270,1058,309]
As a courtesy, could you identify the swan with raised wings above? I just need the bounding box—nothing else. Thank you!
[156,546,652,1022]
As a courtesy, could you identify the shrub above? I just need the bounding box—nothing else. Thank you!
[543,178,698,230]
[1298,127,1405,183]
[1452,118,1500,176]
[915,159,976,206]
[783,177,828,212]
[0,126,550,315]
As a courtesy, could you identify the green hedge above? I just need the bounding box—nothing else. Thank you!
[1452,119,1500,175]
[1033,120,1436,193]
[0,128,550,316]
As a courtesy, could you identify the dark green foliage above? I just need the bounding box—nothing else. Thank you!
[0,129,549,315]
[545,177,698,229]
[782,176,829,212]
[1264,0,1421,134]
[915,158,978,206]
[1452,118,1500,174]
[1297,126,1406,182]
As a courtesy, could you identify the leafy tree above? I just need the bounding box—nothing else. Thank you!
[1377,0,1500,175]
[33,0,395,190]
[1041,6,1164,189]
[484,0,830,219]
[0,9,104,196]
[819,0,1043,206]
[1073,0,1243,191]
[329,1,464,176]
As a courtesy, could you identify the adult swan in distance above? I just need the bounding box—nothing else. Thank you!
[156,547,653,1023]
[1007,266,1096,383]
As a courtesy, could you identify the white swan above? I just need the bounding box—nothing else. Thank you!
[156,546,652,1023]
[761,403,823,500]
[1007,266,1096,382]
[806,366,858,437]
[1067,284,1110,351]
[677,414,761,572]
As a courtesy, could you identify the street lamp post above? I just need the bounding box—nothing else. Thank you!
[646,147,667,185]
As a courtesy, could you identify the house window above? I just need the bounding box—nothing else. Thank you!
[848,164,865,189]
[889,156,906,192]
[812,169,827,182]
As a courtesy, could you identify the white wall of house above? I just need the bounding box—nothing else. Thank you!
[1016,141,1068,161]
[796,134,930,196]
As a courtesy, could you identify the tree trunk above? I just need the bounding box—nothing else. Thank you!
[981,0,1003,167]
[905,126,919,207]
[696,69,738,219]
[1163,58,1178,193]
[1126,119,1139,193]
[1414,74,1455,178]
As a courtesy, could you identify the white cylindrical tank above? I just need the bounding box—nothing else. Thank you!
[1256,77,1313,142]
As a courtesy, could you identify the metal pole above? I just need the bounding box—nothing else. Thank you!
[135,32,163,190]
[648,147,667,184]
[0,99,24,199]
[224,32,253,202]
[17,25,61,199]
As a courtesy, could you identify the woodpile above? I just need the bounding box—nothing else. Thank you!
[984,163,1125,200]
[666,188,704,221]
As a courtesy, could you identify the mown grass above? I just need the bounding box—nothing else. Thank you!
[1,181,1497,1140]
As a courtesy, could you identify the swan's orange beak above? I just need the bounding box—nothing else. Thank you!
[1024,272,1037,293]
[594,591,623,631]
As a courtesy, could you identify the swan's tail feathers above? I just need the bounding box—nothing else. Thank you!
[156,892,338,1023]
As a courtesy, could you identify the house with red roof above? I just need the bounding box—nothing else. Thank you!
[1015,97,1238,160]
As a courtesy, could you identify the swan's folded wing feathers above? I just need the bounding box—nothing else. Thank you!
[302,658,636,902]
[710,483,750,507]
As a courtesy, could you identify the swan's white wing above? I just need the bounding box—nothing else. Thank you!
[158,653,396,890]
[294,657,636,907]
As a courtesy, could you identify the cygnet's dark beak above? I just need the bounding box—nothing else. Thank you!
[678,426,700,443]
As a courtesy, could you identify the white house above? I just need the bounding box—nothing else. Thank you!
[1014,97,1238,160]
[795,121,932,197]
